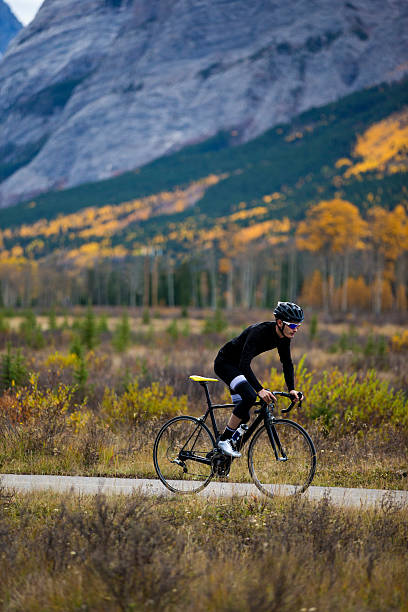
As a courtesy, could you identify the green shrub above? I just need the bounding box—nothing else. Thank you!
[19,310,45,349]
[203,309,228,334]
[309,314,318,340]
[142,309,150,325]
[266,357,407,433]
[97,314,109,334]
[166,319,179,340]
[0,311,9,333]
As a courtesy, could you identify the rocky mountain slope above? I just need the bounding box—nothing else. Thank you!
[0,0,22,56]
[0,0,407,209]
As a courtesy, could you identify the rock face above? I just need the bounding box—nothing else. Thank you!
[0,0,22,56]
[0,0,407,208]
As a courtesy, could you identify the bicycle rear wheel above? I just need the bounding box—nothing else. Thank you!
[248,419,316,498]
[153,416,215,493]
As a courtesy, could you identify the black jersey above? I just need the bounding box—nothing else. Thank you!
[216,321,295,393]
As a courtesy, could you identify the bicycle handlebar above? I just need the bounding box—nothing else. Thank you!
[270,390,303,414]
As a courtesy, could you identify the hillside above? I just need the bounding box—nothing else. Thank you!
[0,78,406,250]
[0,0,407,208]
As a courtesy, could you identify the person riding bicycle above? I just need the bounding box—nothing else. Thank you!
[214,301,304,458]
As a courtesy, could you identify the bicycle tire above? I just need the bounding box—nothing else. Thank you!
[248,419,316,498]
[153,415,215,494]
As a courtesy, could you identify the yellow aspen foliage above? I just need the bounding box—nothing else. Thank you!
[345,109,408,177]
[218,258,231,274]
[296,199,367,254]
[335,158,352,168]
[367,205,408,260]
[11,245,24,257]
[334,276,371,310]
[227,206,267,221]
[299,270,323,308]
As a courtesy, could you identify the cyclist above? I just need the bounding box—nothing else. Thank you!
[214,301,304,457]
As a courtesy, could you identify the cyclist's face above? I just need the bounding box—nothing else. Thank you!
[277,319,300,339]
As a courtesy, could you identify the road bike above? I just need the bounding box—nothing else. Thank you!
[153,375,317,498]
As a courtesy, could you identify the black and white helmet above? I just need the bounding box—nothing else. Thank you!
[273,301,304,323]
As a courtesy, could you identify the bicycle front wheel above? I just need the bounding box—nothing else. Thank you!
[248,419,316,498]
[153,416,215,493]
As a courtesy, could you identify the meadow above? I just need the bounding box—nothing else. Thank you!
[0,486,407,611]
[0,306,407,491]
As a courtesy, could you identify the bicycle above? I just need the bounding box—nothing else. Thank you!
[153,375,317,498]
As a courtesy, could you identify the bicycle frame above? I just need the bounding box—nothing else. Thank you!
[196,381,276,455]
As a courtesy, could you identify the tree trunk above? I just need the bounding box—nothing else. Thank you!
[341,251,350,312]
[143,255,150,307]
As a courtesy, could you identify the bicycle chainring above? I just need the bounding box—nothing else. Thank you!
[211,451,232,477]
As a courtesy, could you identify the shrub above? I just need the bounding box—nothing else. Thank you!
[19,310,45,349]
[142,309,150,324]
[166,319,179,340]
[203,309,228,334]
[44,351,78,370]
[309,314,318,340]
[0,311,9,333]
[97,314,109,334]
[391,329,408,352]
[100,379,187,427]
[266,357,407,432]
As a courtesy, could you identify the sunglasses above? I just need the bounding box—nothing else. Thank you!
[283,321,302,330]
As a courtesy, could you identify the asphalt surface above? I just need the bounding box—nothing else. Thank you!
[1,474,408,508]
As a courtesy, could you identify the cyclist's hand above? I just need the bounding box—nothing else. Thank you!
[258,388,277,404]
[289,390,303,403]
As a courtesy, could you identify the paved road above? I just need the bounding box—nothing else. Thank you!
[1,474,407,508]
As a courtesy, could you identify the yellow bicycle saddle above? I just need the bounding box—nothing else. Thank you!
[189,375,219,383]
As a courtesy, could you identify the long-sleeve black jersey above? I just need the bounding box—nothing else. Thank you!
[216,321,295,393]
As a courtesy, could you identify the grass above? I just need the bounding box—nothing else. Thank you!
[0,486,407,610]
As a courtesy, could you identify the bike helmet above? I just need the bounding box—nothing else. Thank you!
[273,301,304,323]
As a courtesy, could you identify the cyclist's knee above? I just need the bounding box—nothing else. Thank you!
[231,380,257,422]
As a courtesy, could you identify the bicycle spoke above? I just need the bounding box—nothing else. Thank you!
[248,420,316,498]
[153,416,215,493]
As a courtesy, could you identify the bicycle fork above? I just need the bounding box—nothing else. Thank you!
[266,419,288,462]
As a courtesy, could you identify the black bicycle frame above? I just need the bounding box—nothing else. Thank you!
[197,382,273,455]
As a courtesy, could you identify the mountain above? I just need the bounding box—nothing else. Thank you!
[0,0,22,56]
[0,0,407,209]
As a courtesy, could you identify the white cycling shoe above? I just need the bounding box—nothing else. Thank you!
[217,439,241,458]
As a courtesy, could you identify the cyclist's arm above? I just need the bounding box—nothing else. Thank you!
[277,340,295,392]
[237,336,263,393]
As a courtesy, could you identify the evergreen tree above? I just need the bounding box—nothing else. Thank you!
[112,312,131,352]
[0,343,29,391]
[80,305,98,350]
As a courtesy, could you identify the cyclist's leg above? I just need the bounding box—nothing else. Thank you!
[214,357,257,439]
